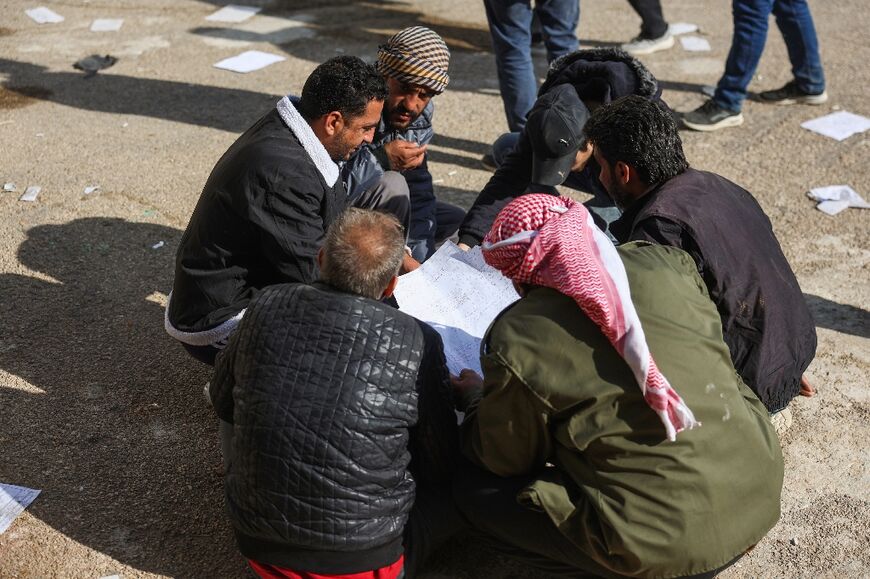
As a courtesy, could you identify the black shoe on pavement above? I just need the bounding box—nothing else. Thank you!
[481,153,498,172]
[758,80,828,105]
[681,99,744,132]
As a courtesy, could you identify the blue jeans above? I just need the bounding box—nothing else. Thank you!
[492,132,622,241]
[483,0,580,131]
[714,0,825,111]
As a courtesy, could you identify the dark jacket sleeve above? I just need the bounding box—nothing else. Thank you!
[458,132,537,247]
[408,322,459,486]
[252,172,329,285]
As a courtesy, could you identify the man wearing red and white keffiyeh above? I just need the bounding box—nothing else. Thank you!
[482,193,699,441]
[449,192,784,579]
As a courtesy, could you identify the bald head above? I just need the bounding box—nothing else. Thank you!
[320,208,405,299]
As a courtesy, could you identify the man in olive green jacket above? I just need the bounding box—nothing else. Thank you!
[452,194,783,578]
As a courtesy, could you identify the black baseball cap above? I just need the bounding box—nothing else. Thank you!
[526,84,590,187]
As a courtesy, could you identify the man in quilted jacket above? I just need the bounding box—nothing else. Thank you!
[210,208,461,579]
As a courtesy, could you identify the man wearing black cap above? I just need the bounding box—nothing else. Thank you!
[458,48,664,248]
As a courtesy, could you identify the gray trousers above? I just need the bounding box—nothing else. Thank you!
[351,171,411,237]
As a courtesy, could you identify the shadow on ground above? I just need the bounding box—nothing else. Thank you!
[805,294,870,339]
[0,218,246,577]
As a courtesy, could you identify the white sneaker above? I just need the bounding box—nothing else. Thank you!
[621,30,675,56]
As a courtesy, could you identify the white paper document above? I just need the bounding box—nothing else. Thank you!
[808,185,869,215]
[25,6,64,24]
[3,183,15,192]
[680,36,711,52]
[669,22,699,36]
[20,186,40,202]
[800,111,870,141]
[83,185,100,195]
[214,50,285,73]
[394,242,519,376]
[0,483,41,534]
[90,19,124,32]
[206,5,262,23]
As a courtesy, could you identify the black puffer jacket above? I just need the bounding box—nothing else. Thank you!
[612,168,817,412]
[210,282,455,573]
[458,48,662,246]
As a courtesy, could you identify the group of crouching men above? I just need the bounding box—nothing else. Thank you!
[165,27,817,579]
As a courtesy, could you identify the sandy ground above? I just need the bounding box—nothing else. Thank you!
[0,0,867,577]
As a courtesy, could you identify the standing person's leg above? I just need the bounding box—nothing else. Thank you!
[682,0,774,131]
[535,0,580,63]
[771,0,825,94]
[714,0,776,112]
[483,0,537,132]
[626,0,669,39]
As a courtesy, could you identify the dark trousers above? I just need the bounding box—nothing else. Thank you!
[454,463,743,578]
[408,201,467,262]
[353,170,412,236]
[627,0,668,38]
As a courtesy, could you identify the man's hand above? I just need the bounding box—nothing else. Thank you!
[570,141,594,173]
[400,252,420,274]
[450,369,483,392]
[457,243,471,251]
[385,140,427,171]
[799,374,816,397]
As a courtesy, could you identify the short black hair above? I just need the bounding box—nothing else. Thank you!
[583,95,689,185]
[297,56,388,121]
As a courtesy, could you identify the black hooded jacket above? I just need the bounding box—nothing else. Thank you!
[458,48,662,246]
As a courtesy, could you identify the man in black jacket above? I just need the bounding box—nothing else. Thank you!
[211,208,461,579]
[583,95,816,416]
[166,56,412,365]
[459,48,664,248]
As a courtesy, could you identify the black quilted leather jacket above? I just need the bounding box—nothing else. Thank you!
[210,282,454,573]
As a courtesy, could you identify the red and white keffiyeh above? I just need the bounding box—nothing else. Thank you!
[482,194,700,441]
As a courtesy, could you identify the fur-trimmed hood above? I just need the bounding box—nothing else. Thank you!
[540,47,660,105]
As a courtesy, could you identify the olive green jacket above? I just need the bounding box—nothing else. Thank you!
[462,242,783,578]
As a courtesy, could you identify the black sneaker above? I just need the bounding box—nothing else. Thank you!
[758,80,828,105]
[480,153,498,172]
[681,99,744,131]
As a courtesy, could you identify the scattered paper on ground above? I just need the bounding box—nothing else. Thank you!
[0,483,41,535]
[83,185,99,195]
[3,183,15,192]
[205,5,261,23]
[394,242,518,375]
[90,19,124,32]
[25,6,64,24]
[151,240,165,250]
[808,185,869,215]
[213,51,285,73]
[801,111,870,141]
[670,22,699,36]
[20,186,40,202]
[680,36,711,52]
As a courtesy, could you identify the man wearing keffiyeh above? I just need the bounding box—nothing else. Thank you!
[450,193,784,578]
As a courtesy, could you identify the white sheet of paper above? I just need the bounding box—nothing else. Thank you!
[25,6,64,24]
[800,111,870,141]
[807,185,869,216]
[83,185,100,195]
[680,36,711,52]
[816,200,850,216]
[394,242,519,376]
[669,22,699,36]
[0,483,41,534]
[20,186,40,202]
[90,19,124,32]
[213,51,285,73]
[205,5,262,23]
[3,183,15,192]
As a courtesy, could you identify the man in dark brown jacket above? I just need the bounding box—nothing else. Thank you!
[584,95,816,414]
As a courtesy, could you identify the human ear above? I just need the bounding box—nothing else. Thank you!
[381,275,399,299]
[615,161,632,185]
[324,111,343,136]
